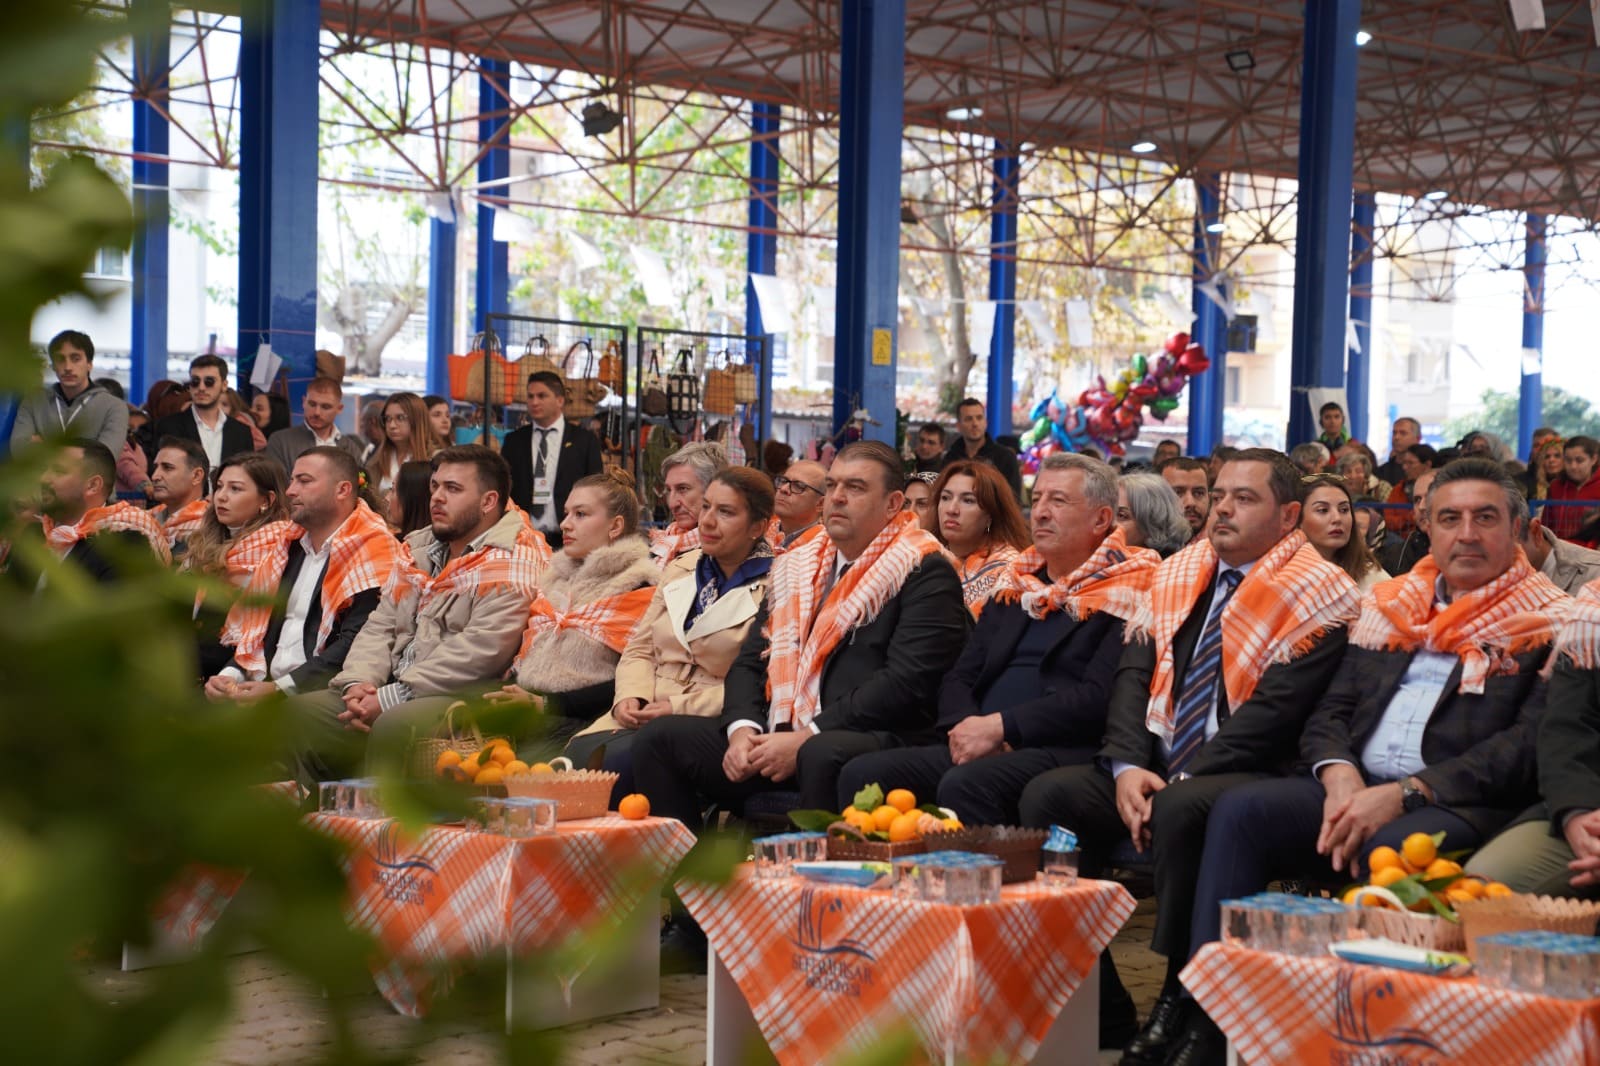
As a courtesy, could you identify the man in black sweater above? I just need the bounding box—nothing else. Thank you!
[944,397,1022,501]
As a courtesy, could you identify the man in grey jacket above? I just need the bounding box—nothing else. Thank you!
[10,331,127,455]
[1521,514,1600,594]
[262,376,366,474]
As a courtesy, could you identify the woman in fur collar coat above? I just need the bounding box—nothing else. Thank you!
[487,470,658,747]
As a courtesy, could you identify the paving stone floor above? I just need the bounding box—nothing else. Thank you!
[94,896,1163,1065]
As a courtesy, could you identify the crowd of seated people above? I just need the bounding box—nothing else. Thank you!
[18,342,1600,1066]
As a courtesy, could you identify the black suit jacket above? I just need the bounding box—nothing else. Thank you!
[1538,659,1600,831]
[151,410,256,472]
[10,528,152,587]
[937,600,1125,749]
[943,436,1023,501]
[222,542,381,690]
[1100,580,1350,777]
[721,554,969,739]
[503,420,604,545]
[1300,643,1552,836]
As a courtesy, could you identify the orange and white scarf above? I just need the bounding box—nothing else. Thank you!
[1555,577,1600,669]
[650,523,701,568]
[1353,550,1573,693]
[956,542,1021,616]
[504,501,556,565]
[764,509,943,730]
[1133,530,1361,743]
[41,501,171,565]
[155,498,209,552]
[991,526,1159,623]
[385,529,546,617]
[222,520,298,588]
[769,519,825,555]
[221,502,404,675]
[516,585,655,662]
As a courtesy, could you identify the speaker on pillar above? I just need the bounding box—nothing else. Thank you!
[1226,315,1257,353]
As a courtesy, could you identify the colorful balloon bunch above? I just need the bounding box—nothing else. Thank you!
[1076,332,1211,455]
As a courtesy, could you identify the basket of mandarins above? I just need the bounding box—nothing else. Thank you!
[789,782,964,863]
[504,759,618,821]
[428,736,524,795]
[1339,831,1504,954]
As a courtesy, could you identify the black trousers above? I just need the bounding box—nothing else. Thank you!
[1019,764,1268,959]
[836,743,1097,827]
[631,715,910,829]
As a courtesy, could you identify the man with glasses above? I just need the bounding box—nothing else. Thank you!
[771,458,826,552]
[152,354,255,472]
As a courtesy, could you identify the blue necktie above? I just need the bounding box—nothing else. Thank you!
[1168,569,1243,777]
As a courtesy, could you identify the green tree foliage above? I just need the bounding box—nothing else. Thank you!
[1443,386,1600,451]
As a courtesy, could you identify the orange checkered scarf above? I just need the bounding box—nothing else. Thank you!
[1133,531,1361,742]
[516,585,655,662]
[770,519,825,555]
[223,520,298,587]
[1555,576,1600,670]
[41,501,171,565]
[764,509,942,730]
[385,529,546,617]
[956,542,1021,616]
[504,502,555,565]
[650,523,701,568]
[155,499,209,552]
[991,526,1159,623]
[1353,550,1573,693]
[222,502,404,675]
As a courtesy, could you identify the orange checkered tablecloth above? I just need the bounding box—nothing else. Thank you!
[681,870,1134,1066]
[1183,942,1600,1066]
[310,814,695,1016]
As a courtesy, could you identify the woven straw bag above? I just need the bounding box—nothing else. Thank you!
[410,700,509,779]
[703,349,737,416]
[561,339,609,418]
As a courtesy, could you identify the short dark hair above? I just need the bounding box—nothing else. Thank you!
[1225,447,1302,507]
[423,394,448,409]
[66,437,117,494]
[298,444,360,489]
[1566,436,1600,460]
[155,435,210,482]
[49,330,95,362]
[834,440,906,494]
[917,422,945,441]
[190,353,229,380]
[956,397,984,414]
[95,377,125,400]
[431,444,511,513]
[1319,401,1345,417]
[1403,443,1438,468]
[1211,444,1241,462]
[1427,457,1529,528]
[526,370,566,398]
[1156,456,1209,479]
[711,467,776,528]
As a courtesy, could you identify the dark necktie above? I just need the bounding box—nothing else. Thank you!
[1168,569,1243,777]
[531,427,552,518]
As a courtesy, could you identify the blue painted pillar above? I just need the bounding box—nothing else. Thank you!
[1519,213,1546,459]
[1286,0,1360,449]
[237,0,319,413]
[987,146,1019,440]
[130,0,169,402]
[426,202,456,397]
[746,102,780,444]
[1347,192,1376,443]
[1188,173,1226,456]
[831,0,905,443]
[475,60,510,333]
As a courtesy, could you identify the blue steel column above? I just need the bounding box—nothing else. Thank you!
[426,201,456,397]
[237,0,319,413]
[746,102,780,444]
[1188,173,1226,456]
[475,60,510,333]
[1519,213,1546,459]
[1347,192,1376,443]
[831,0,905,443]
[987,146,1019,440]
[130,0,169,401]
[1286,0,1361,448]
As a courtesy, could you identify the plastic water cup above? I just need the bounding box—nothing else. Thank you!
[1220,900,1254,948]
[892,857,923,901]
[793,832,828,864]
[971,855,1004,904]
[1040,825,1080,888]
[318,781,344,814]
[501,797,558,838]
[1510,933,1548,995]
[753,834,795,879]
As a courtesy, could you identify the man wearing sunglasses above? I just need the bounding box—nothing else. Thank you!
[771,458,826,552]
[151,354,255,472]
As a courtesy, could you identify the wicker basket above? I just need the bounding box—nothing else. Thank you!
[504,769,618,821]
[1456,895,1600,960]
[826,836,927,862]
[918,826,1046,884]
[1356,905,1466,953]
[410,702,515,780]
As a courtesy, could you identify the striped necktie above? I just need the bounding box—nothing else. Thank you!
[1167,568,1243,777]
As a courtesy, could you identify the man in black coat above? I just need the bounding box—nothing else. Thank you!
[634,440,969,822]
[151,354,255,473]
[943,396,1022,501]
[17,439,170,587]
[836,453,1154,827]
[1018,451,1361,1066]
[501,370,603,550]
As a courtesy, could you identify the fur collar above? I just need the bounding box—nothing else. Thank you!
[544,537,657,606]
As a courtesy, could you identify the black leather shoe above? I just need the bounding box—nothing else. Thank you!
[1118,992,1191,1066]
[1164,1013,1227,1066]
[659,916,708,975]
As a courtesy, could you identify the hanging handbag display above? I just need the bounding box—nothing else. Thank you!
[641,349,669,417]
[598,339,625,392]
[463,330,520,406]
[561,339,609,418]
[731,352,758,405]
[666,347,701,432]
[703,349,737,416]
[519,334,562,379]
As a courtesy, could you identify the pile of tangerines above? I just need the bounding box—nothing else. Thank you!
[838,786,962,843]
[1344,831,1513,915]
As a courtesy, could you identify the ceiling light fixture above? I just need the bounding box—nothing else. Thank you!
[946,76,983,122]
[1225,49,1256,72]
[1355,30,1373,46]
[1130,139,1158,154]
[581,100,623,137]
[1206,221,1226,234]
[1423,189,1448,201]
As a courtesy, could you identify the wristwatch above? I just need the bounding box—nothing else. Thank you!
[1400,776,1429,813]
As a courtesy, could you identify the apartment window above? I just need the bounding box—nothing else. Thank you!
[1406,350,1423,384]
[90,246,128,278]
[1226,366,1243,406]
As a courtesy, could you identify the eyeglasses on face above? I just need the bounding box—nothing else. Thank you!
[774,475,824,496]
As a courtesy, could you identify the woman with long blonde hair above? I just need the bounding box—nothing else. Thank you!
[366,391,448,499]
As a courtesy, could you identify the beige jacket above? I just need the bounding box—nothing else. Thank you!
[331,509,541,696]
[583,549,768,735]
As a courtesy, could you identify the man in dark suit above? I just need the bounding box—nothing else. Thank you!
[262,376,367,475]
[18,439,170,586]
[151,354,255,474]
[835,453,1155,827]
[943,397,1022,501]
[203,448,393,699]
[502,370,603,550]
[1019,450,1361,1066]
[1181,458,1575,1064]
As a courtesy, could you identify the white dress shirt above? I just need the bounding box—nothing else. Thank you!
[728,552,853,740]
[528,417,566,533]
[266,537,331,693]
[193,407,227,470]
